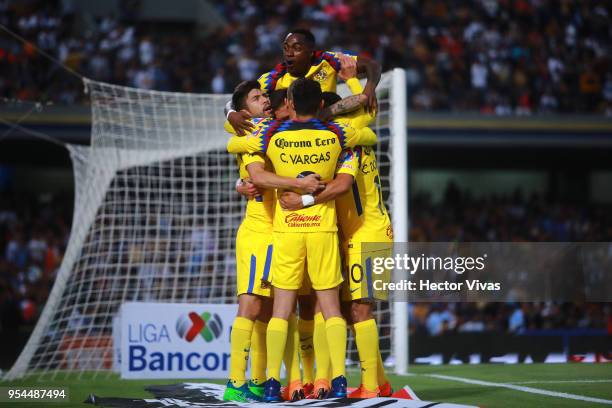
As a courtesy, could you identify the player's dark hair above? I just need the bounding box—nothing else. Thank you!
[322,92,342,108]
[232,80,260,111]
[288,78,322,116]
[287,28,315,47]
[269,89,287,112]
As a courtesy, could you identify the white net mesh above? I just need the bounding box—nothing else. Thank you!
[7,72,400,380]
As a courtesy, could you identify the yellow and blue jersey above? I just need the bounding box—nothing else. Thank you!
[336,145,392,243]
[335,148,359,177]
[258,51,357,94]
[336,77,376,129]
[236,153,275,233]
[333,78,392,242]
[227,118,275,233]
[229,118,369,233]
[226,118,378,156]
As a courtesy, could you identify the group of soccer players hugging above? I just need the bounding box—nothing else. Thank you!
[223,29,394,403]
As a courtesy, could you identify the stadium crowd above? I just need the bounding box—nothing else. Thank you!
[1,185,610,334]
[0,191,71,331]
[408,184,612,336]
[0,0,610,114]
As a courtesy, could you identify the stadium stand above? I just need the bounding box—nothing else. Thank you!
[0,191,71,331]
[1,184,609,340]
[0,0,610,114]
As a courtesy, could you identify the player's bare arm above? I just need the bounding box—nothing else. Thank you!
[227,110,255,136]
[318,53,368,121]
[279,173,353,211]
[356,55,381,114]
[319,94,367,121]
[246,161,324,193]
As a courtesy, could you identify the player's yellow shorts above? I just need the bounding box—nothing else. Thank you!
[271,231,342,291]
[236,224,273,297]
[341,239,392,302]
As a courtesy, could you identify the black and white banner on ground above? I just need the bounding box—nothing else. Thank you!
[85,383,477,407]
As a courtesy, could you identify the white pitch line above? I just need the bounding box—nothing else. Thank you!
[427,374,612,405]
[511,380,612,384]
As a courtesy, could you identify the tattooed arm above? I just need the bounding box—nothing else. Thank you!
[319,53,370,121]
[319,93,368,121]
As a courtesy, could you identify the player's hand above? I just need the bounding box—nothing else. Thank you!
[236,180,264,199]
[279,191,304,210]
[228,110,254,136]
[363,84,378,114]
[297,173,325,194]
[338,53,357,81]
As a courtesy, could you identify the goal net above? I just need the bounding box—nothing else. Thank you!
[5,69,408,380]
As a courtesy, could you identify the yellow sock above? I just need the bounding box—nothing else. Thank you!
[377,350,388,386]
[325,316,347,379]
[229,317,254,387]
[266,317,288,380]
[250,320,267,385]
[283,314,301,384]
[354,319,380,391]
[298,318,315,384]
[313,312,330,382]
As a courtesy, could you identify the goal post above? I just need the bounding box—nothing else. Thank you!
[5,70,409,380]
[390,68,409,375]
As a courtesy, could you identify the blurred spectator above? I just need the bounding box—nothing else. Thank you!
[410,183,612,242]
[508,303,527,333]
[211,68,226,94]
[0,191,72,330]
[426,304,457,336]
[408,182,612,336]
[1,181,610,334]
[0,0,609,114]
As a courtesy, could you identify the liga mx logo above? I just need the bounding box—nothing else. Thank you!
[176,311,223,343]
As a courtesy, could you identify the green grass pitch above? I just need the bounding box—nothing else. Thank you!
[2,363,611,407]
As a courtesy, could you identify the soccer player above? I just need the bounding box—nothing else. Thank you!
[278,62,393,398]
[231,83,370,401]
[227,28,381,135]
[227,78,378,402]
[223,80,323,402]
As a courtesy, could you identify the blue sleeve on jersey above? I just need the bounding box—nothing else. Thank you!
[323,121,347,148]
[258,119,284,153]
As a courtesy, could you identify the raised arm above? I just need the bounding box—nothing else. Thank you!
[320,54,375,125]
[319,93,367,121]
[223,97,255,136]
[357,55,381,114]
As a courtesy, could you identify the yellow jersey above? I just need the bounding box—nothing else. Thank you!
[333,77,392,241]
[335,145,393,241]
[226,118,378,156]
[227,118,275,233]
[258,51,357,94]
[227,118,375,232]
[337,77,376,129]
